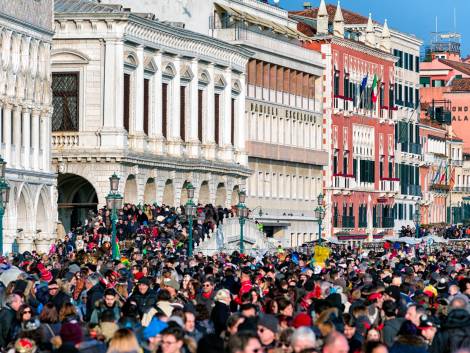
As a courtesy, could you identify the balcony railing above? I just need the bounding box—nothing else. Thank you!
[334,96,344,113]
[52,131,79,148]
[401,143,422,155]
[380,178,400,193]
[332,174,357,189]
[453,186,470,193]
[452,160,464,167]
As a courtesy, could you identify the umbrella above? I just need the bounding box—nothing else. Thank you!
[0,267,23,287]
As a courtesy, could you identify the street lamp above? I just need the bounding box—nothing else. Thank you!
[105,174,123,260]
[236,190,249,254]
[0,157,9,256]
[314,193,325,245]
[184,183,197,256]
[413,204,421,238]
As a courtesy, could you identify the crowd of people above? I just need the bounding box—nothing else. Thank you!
[1,203,470,353]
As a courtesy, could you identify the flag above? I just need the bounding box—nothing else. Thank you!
[449,167,456,189]
[439,164,448,184]
[371,74,378,103]
[360,74,368,95]
[432,160,443,184]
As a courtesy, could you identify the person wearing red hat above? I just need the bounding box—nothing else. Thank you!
[292,312,312,329]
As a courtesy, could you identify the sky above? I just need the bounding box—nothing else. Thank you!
[276,0,470,57]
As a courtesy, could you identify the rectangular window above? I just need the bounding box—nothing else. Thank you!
[143,78,149,135]
[162,83,168,138]
[404,53,409,70]
[334,71,340,96]
[123,73,130,133]
[52,72,80,132]
[333,155,338,174]
[420,77,430,87]
[343,155,348,175]
[344,73,349,98]
[231,98,235,145]
[415,56,420,73]
[409,54,414,71]
[180,86,186,141]
[198,89,203,142]
[215,93,220,145]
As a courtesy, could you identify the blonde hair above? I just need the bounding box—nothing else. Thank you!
[107,329,140,353]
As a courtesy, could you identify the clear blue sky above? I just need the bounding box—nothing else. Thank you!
[277,0,470,57]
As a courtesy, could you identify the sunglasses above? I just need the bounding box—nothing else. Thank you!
[23,310,32,314]
[48,287,59,291]
[203,284,212,287]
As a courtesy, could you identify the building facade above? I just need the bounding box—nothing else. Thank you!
[0,0,57,253]
[293,1,398,241]
[99,0,327,248]
[53,0,251,230]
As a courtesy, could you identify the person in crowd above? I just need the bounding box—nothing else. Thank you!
[290,327,316,353]
[0,293,23,348]
[227,332,263,353]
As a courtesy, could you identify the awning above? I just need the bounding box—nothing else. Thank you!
[259,220,291,227]
[214,2,310,41]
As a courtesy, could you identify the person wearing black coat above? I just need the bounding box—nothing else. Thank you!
[211,298,231,336]
[128,277,157,317]
[429,308,470,353]
[47,280,72,313]
[0,293,22,349]
[84,274,106,322]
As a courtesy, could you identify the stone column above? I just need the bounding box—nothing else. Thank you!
[101,39,126,148]
[149,52,163,154]
[22,107,31,169]
[221,68,233,162]
[40,111,48,171]
[12,105,21,168]
[131,45,146,151]
[187,58,200,158]
[168,57,181,156]
[31,109,40,170]
[203,63,216,160]
[236,73,247,166]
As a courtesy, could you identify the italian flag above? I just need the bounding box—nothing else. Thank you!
[371,74,378,103]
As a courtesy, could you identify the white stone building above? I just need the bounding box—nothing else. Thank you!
[0,0,57,253]
[52,0,251,230]
[102,0,327,248]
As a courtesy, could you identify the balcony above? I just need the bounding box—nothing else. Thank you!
[453,186,470,193]
[52,131,79,148]
[333,96,344,113]
[380,178,400,193]
[332,174,357,191]
[344,98,354,114]
[453,160,464,167]
[377,217,394,229]
[430,183,450,192]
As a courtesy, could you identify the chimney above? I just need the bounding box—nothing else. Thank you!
[316,0,328,35]
[303,2,312,9]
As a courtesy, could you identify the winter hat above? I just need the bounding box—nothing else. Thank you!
[60,322,83,345]
[143,318,168,339]
[258,314,279,334]
[214,289,231,305]
[14,338,36,353]
[292,312,313,329]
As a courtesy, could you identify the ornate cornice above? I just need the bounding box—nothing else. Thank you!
[328,36,397,62]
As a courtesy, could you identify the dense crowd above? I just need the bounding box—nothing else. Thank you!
[2,203,470,353]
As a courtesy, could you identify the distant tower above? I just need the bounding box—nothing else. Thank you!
[316,0,329,35]
[333,1,344,37]
[365,13,376,47]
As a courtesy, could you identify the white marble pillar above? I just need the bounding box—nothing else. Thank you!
[187,58,199,158]
[203,64,216,160]
[31,109,40,170]
[236,73,247,165]
[150,52,163,154]
[168,57,181,156]
[40,112,48,171]
[22,107,30,169]
[12,105,21,168]
[221,68,233,162]
[101,39,125,148]
[129,45,146,151]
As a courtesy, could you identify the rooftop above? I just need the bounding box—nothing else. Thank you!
[54,0,123,13]
[290,4,378,26]
[450,78,470,92]
[438,58,470,76]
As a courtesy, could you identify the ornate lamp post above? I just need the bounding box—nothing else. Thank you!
[184,183,197,256]
[314,193,325,245]
[413,204,421,238]
[105,174,123,260]
[0,158,9,256]
[236,190,249,254]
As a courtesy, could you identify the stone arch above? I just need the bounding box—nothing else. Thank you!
[199,181,210,205]
[124,175,138,204]
[163,62,176,77]
[51,49,90,64]
[198,69,210,85]
[16,185,33,234]
[124,50,138,67]
[35,188,49,235]
[215,183,226,207]
[231,185,240,206]
[162,179,174,205]
[57,173,98,231]
[143,178,157,204]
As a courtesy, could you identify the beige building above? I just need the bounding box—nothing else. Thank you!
[52,0,251,230]
[103,0,328,247]
[0,0,57,253]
